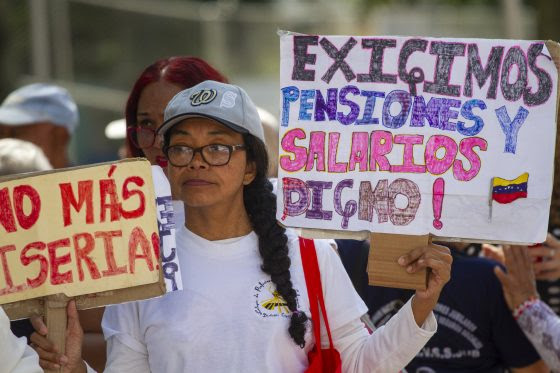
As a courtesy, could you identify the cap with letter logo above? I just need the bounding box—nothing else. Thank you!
[158,80,265,143]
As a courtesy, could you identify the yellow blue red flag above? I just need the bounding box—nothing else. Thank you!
[491,173,529,204]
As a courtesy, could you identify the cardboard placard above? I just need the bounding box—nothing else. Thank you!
[369,233,430,290]
[0,159,163,306]
[0,159,169,373]
[278,32,560,289]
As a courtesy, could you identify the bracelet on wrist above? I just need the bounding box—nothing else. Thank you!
[513,295,539,320]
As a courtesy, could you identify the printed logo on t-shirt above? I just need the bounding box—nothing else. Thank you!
[253,279,297,319]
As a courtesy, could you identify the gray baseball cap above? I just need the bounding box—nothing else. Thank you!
[0,83,79,133]
[158,80,265,143]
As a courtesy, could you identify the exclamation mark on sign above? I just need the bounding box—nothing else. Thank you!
[433,178,445,230]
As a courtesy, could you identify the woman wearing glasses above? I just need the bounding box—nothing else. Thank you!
[31,81,452,372]
[125,56,228,168]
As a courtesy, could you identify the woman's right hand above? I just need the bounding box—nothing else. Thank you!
[494,245,539,311]
[29,300,87,373]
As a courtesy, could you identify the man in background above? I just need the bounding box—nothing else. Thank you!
[0,83,78,168]
[0,86,106,371]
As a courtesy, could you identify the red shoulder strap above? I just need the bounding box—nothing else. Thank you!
[299,237,336,350]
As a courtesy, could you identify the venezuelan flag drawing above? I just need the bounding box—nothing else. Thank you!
[491,173,529,204]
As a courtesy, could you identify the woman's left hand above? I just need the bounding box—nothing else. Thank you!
[398,243,452,326]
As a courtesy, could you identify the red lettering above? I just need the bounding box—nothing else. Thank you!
[151,232,160,264]
[120,176,146,219]
[0,245,26,295]
[13,185,41,230]
[0,188,16,233]
[0,245,16,288]
[95,230,126,276]
[48,238,73,285]
[73,233,101,281]
[59,181,94,227]
[100,179,121,222]
[20,241,48,288]
[128,227,154,274]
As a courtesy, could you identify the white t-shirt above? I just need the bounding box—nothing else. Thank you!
[0,308,41,373]
[101,227,436,373]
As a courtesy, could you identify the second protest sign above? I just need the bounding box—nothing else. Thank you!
[278,33,558,245]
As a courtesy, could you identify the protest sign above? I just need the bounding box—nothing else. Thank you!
[0,159,169,373]
[0,159,163,306]
[278,32,560,288]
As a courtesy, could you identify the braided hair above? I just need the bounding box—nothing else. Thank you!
[163,127,308,347]
[243,134,309,348]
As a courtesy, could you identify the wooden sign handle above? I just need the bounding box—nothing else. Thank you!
[44,294,69,373]
[368,233,430,290]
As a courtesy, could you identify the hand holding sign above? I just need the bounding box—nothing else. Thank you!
[30,301,86,373]
[399,243,452,325]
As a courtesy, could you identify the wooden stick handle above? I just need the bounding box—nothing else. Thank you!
[44,294,69,373]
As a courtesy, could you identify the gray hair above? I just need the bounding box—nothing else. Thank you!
[0,138,53,176]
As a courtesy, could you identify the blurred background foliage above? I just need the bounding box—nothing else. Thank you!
[0,0,558,165]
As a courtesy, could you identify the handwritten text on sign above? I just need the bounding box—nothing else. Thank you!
[0,160,160,304]
[277,34,558,243]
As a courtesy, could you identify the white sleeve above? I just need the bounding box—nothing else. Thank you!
[0,308,41,373]
[101,303,151,372]
[328,298,437,373]
[517,300,560,371]
[102,337,151,373]
[313,241,437,372]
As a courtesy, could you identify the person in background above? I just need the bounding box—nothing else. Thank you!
[338,241,549,372]
[495,245,560,371]
[0,138,52,176]
[0,83,78,168]
[124,56,228,168]
[483,228,560,315]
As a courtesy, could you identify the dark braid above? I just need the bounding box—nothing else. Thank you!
[243,134,309,348]
[163,127,308,347]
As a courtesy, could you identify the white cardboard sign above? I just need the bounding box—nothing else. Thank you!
[277,33,558,243]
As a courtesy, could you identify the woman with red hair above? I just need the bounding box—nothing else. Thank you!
[125,56,228,166]
[26,57,228,372]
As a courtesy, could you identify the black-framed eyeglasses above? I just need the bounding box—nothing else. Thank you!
[127,127,163,149]
[164,144,246,167]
